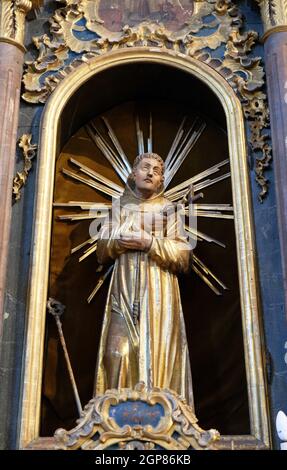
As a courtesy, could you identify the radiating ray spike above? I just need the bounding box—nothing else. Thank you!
[165,117,186,168]
[53,201,112,210]
[70,201,112,207]
[148,112,153,152]
[141,130,146,154]
[87,131,124,179]
[165,117,200,174]
[193,254,228,290]
[194,172,231,192]
[165,120,206,187]
[79,242,98,262]
[194,204,233,211]
[192,264,221,295]
[69,158,124,194]
[101,117,131,174]
[107,130,131,172]
[135,114,145,155]
[71,237,97,254]
[168,185,200,201]
[95,131,128,176]
[166,126,194,174]
[87,265,114,303]
[147,138,151,153]
[168,189,193,202]
[62,168,121,198]
[95,135,128,182]
[58,213,104,221]
[87,123,116,162]
[136,115,142,155]
[168,172,231,202]
[93,125,128,175]
[166,119,204,175]
[186,203,234,219]
[185,225,226,248]
[166,130,185,171]
[85,124,128,182]
[194,212,234,220]
[165,134,189,178]
[164,159,229,198]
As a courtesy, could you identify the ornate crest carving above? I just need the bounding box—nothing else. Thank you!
[12,134,37,202]
[22,0,271,200]
[54,383,220,450]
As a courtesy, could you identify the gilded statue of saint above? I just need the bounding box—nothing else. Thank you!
[94,153,193,404]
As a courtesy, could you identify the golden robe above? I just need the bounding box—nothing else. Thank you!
[94,184,193,405]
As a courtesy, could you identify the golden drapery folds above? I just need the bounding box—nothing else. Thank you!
[94,184,193,406]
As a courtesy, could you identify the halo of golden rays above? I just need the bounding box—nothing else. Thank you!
[53,113,234,302]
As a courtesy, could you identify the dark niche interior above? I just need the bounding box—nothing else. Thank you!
[40,61,250,436]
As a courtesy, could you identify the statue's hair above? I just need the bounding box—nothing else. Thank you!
[128,152,165,192]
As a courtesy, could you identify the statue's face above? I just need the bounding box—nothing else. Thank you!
[133,157,163,195]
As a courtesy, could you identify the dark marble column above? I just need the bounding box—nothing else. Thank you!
[264,31,287,312]
[0,40,25,339]
[259,25,287,449]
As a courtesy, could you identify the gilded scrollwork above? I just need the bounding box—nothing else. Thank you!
[12,134,37,202]
[22,0,271,199]
[54,383,220,450]
[22,0,243,103]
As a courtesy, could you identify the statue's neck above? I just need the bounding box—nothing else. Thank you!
[133,187,155,200]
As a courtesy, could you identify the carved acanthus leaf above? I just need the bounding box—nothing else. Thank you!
[12,134,37,202]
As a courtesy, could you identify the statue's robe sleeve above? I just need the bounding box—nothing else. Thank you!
[96,218,126,264]
[147,210,191,273]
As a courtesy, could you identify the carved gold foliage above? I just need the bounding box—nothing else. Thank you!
[54,383,220,450]
[12,134,37,202]
[119,440,155,450]
[22,0,271,200]
[22,0,232,103]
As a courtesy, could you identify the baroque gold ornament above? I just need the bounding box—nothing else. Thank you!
[22,0,271,200]
[19,49,271,450]
[54,383,220,450]
[12,134,37,202]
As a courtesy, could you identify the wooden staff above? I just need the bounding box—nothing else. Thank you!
[47,298,83,417]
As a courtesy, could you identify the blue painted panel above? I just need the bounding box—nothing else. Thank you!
[109,401,164,428]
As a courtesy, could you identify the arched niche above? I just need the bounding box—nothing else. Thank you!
[19,48,270,449]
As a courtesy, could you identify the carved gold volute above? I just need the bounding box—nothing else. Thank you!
[0,0,42,47]
[255,0,287,39]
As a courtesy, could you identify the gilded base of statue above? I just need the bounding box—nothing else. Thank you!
[54,383,220,451]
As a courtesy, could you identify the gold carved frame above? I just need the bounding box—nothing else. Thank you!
[19,47,271,450]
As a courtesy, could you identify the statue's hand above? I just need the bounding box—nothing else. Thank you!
[118,230,152,252]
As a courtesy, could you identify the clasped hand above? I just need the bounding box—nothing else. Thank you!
[117,229,152,252]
